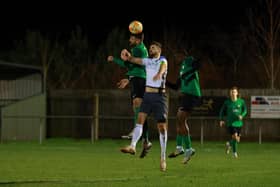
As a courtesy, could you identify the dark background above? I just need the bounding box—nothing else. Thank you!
[0,1,254,50]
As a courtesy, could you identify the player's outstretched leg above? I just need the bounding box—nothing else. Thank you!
[182,148,195,164]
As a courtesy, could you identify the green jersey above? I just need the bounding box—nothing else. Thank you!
[113,42,148,79]
[219,98,247,127]
[179,56,201,97]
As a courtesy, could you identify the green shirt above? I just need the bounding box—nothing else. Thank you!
[219,98,247,127]
[179,56,201,96]
[113,42,148,79]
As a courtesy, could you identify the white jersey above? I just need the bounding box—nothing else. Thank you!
[142,56,167,88]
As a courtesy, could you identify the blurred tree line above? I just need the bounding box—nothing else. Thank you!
[1,0,279,90]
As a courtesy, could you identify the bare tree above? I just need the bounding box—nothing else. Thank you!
[38,35,61,92]
[161,27,194,82]
[56,26,90,89]
[89,27,128,89]
[248,0,280,89]
[10,31,62,92]
[205,26,246,83]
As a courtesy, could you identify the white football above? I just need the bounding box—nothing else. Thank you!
[128,20,143,34]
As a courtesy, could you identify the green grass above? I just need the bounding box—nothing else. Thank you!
[0,138,279,187]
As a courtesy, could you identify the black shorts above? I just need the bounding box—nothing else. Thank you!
[227,126,241,136]
[179,93,201,112]
[130,77,145,100]
[140,93,168,121]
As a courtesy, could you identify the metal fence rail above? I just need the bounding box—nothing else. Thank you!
[1,115,269,145]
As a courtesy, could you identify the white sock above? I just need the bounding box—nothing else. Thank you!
[159,130,167,160]
[130,124,143,148]
[176,146,183,151]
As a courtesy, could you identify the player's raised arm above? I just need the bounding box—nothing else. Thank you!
[117,78,129,89]
[153,61,167,81]
[120,49,143,65]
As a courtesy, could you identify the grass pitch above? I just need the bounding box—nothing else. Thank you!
[0,138,279,187]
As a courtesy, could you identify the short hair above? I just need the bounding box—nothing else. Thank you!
[150,41,162,49]
[230,86,239,92]
[130,32,144,40]
[230,86,240,97]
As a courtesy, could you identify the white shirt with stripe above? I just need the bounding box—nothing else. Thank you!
[142,56,168,88]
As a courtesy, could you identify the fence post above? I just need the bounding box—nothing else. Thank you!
[259,122,262,144]
[39,117,43,144]
[95,93,99,141]
[200,118,204,145]
[91,120,94,144]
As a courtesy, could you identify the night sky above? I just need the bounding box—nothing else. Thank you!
[0,1,254,50]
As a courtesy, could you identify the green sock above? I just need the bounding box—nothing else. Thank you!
[229,139,233,147]
[134,107,149,141]
[232,139,237,153]
[176,135,183,147]
[134,107,140,126]
[183,135,192,149]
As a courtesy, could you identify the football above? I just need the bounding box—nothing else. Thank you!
[128,20,143,34]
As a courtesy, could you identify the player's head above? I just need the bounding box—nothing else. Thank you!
[129,32,144,47]
[173,49,188,63]
[229,86,239,99]
[149,41,162,58]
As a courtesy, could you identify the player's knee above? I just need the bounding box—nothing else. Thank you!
[232,134,238,140]
[133,98,142,107]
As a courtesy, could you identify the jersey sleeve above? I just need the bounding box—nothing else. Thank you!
[160,58,167,65]
[132,46,146,58]
[113,57,127,68]
[141,58,149,66]
[219,101,227,121]
[241,99,247,117]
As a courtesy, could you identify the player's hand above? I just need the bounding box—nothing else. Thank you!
[107,56,114,62]
[153,73,161,81]
[219,121,225,127]
[120,49,130,61]
[238,115,243,120]
[117,79,129,89]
